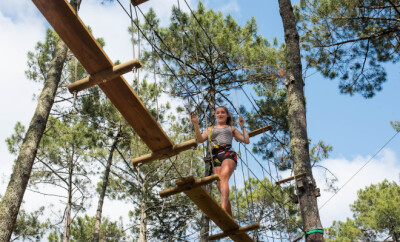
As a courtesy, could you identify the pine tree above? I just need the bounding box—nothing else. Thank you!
[298,0,400,98]
[278,0,324,240]
[11,206,49,241]
[325,180,400,241]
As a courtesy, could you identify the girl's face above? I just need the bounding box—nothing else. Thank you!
[216,107,228,124]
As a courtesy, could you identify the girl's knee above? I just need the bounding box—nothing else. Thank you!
[219,173,230,181]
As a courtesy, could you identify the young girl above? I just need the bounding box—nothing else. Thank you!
[190,106,250,216]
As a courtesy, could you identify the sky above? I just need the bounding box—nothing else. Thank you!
[0,0,399,239]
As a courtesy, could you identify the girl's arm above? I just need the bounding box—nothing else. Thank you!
[191,113,208,143]
[233,116,250,144]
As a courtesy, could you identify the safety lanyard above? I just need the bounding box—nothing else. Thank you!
[208,125,214,143]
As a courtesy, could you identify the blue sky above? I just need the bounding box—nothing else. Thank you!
[0,0,399,236]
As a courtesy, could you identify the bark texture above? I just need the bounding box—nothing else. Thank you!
[136,166,147,242]
[139,185,147,242]
[277,0,324,241]
[93,133,120,242]
[63,157,74,242]
[0,1,79,240]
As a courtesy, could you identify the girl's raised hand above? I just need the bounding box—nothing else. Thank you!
[238,116,245,127]
[190,112,198,124]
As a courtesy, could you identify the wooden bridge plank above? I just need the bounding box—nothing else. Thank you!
[248,125,273,138]
[208,223,260,240]
[184,186,253,241]
[163,176,254,241]
[32,0,173,151]
[131,0,149,6]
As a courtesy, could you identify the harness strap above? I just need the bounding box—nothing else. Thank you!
[208,125,214,143]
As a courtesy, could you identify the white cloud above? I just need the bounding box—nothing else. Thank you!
[218,1,240,14]
[0,0,45,190]
[313,148,400,227]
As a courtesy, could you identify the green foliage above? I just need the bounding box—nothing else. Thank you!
[25,28,60,83]
[325,218,363,242]
[351,179,400,240]
[230,177,301,238]
[6,122,25,155]
[28,115,97,209]
[11,207,49,242]
[245,78,290,169]
[69,215,126,241]
[325,180,400,240]
[47,231,62,242]
[310,141,332,165]
[136,2,281,125]
[81,58,204,240]
[299,0,400,98]
[391,121,400,132]
[246,82,332,170]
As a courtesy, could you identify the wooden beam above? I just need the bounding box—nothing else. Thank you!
[184,186,253,241]
[131,0,149,6]
[132,139,197,166]
[159,174,220,198]
[68,59,142,93]
[208,223,260,240]
[248,125,273,138]
[32,0,173,152]
[163,176,254,241]
[275,172,307,185]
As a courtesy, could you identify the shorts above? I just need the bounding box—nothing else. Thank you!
[211,144,238,167]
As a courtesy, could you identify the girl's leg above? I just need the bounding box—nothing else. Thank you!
[213,158,236,216]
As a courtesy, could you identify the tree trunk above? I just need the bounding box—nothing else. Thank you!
[139,194,147,242]
[0,2,80,240]
[277,0,323,241]
[199,166,211,242]
[135,166,147,242]
[200,81,216,242]
[93,133,120,242]
[63,155,74,242]
[391,231,399,242]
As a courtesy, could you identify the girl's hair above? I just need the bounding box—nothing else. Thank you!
[216,106,233,126]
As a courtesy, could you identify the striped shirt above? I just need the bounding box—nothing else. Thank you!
[210,126,234,151]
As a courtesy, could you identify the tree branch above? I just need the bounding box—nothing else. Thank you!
[386,0,400,16]
[314,27,399,47]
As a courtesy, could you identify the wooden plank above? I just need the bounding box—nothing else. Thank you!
[132,139,197,166]
[248,125,273,138]
[164,176,252,242]
[275,172,307,185]
[32,0,173,152]
[208,223,260,240]
[131,0,149,6]
[159,175,220,198]
[184,186,253,241]
[159,176,254,241]
[68,59,142,93]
